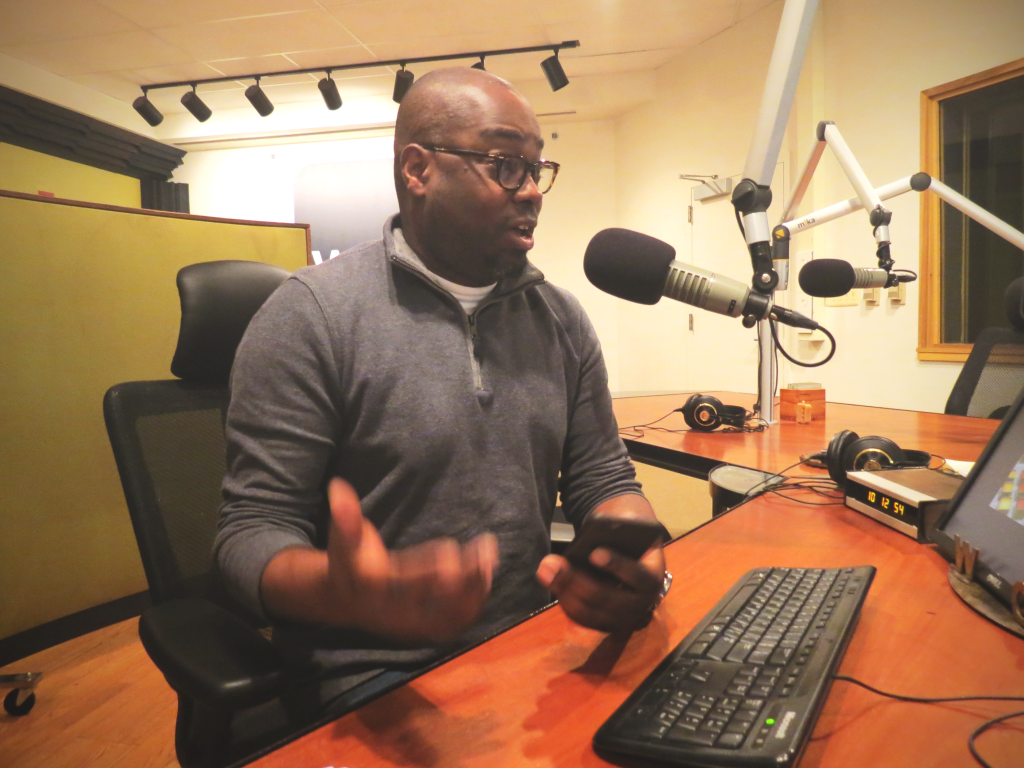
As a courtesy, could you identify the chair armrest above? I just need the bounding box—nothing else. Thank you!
[139,598,290,711]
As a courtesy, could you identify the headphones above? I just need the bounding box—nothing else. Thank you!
[825,430,932,486]
[681,394,748,432]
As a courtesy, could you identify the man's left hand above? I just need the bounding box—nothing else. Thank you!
[536,495,667,633]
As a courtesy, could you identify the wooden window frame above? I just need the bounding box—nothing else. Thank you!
[919,57,1024,362]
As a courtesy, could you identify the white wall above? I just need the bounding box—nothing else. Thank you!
[611,0,1024,412]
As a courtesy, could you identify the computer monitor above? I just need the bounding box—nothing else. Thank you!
[933,384,1024,617]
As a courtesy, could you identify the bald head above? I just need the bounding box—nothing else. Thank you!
[393,68,542,200]
[395,67,523,150]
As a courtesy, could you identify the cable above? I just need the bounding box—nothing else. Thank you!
[769,318,836,368]
[834,676,1024,768]
[970,709,1024,768]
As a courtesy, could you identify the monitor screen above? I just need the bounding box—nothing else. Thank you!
[937,386,1024,604]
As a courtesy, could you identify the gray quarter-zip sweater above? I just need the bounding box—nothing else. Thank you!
[215,215,642,693]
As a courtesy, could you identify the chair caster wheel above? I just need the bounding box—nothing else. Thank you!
[4,689,36,716]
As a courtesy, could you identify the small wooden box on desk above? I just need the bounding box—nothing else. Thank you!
[781,383,825,422]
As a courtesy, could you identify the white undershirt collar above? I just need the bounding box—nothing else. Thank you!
[393,226,496,314]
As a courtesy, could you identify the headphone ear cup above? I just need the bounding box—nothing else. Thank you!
[844,436,906,473]
[827,430,859,486]
[902,449,932,468]
[720,405,747,428]
[681,394,700,429]
[688,395,723,431]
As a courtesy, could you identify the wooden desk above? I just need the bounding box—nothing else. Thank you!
[252,493,1024,768]
[613,393,998,478]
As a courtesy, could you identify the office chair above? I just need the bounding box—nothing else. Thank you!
[945,278,1024,419]
[104,260,295,767]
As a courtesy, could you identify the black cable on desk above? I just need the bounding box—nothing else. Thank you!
[833,675,1024,768]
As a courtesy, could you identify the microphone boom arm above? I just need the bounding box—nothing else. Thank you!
[780,172,1024,256]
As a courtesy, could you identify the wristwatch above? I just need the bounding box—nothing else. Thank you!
[654,570,673,608]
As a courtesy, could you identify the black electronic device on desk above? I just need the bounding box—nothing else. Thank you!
[594,565,875,767]
[931,384,1024,637]
[844,468,963,541]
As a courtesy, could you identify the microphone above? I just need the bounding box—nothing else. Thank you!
[798,258,915,297]
[583,228,820,330]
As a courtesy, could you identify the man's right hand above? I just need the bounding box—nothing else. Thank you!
[260,478,498,645]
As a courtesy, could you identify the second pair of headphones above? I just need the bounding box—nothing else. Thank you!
[681,394,748,431]
[826,430,932,486]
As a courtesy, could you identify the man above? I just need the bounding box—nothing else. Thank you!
[216,67,667,710]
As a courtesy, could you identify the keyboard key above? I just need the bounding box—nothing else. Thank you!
[725,717,754,734]
[666,727,717,746]
[717,732,745,748]
[679,714,703,730]
[702,718,727,733]
[706,637,737,661]
[684,641,709,657]
[726,641,756,663]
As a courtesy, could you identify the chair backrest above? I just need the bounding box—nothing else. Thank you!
[945,327,1024,418]
[104,260,290,606]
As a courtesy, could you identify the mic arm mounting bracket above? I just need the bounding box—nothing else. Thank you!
[732,180,778,295]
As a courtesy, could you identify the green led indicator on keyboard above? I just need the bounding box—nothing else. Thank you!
[766,718,775,725]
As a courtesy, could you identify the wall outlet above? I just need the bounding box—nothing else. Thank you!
[825,290,858,307]
[888,282,906,305]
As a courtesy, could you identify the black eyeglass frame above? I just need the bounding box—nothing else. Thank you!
[420,145,560,193]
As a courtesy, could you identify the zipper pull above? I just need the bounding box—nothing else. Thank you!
[468,313,479,341]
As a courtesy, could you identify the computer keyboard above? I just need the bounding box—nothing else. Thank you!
[594,565,875,767]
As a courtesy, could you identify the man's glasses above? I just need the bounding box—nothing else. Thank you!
[421,145,560,194]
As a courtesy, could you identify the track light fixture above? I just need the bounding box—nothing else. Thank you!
[318,71,342,110]
[541,50,570,92]
[245,76,274,117]
[393,65,414,103]
[181,85,212,122]
[138,41,579,120]
[132,88,163,127]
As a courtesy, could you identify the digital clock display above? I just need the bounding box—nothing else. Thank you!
[846,480,920,525]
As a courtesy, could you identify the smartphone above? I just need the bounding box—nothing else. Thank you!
[562,514,665,582]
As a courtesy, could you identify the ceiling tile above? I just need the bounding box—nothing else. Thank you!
[560,49,682,77]
[364,28,552,65]
[67,72,151,103]
[543,4,736,58]
[151,10,359,61]
[119,61,229,86]
[204,54,317,79]
[94,0,321,29]
[0,0,139,47]
[0,29,195,76]
[328,0,544,46]
[281,45,380,71]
